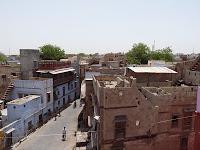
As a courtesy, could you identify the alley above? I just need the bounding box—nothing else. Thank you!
[12,100,83,150]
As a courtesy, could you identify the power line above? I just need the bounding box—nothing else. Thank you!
[0,114,198,139]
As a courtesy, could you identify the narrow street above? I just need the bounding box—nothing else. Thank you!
[12,100,83,150]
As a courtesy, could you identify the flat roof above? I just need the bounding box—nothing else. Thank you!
[7,95,40,105]
[85,72,101,80]
[36,68,75,74]
[128,67,177,74]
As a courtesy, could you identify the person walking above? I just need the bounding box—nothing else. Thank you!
[58,109,61,117]
[62,127,66,141]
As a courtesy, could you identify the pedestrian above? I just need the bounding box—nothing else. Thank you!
[58,109,61,117]
[62,127,66,141]
[54,114,57,121]
[73,101,76,108]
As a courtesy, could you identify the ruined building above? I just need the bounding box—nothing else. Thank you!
[83,74,197,150]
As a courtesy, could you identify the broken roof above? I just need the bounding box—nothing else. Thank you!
[128,67,177,74]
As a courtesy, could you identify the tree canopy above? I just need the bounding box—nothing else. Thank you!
[0,52,7,62]
[126,43,150,64]
[126,43,174,64]
[150,47,173,62]
[39,44,65,60]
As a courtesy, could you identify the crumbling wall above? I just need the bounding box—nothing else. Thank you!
[184,69,200,85]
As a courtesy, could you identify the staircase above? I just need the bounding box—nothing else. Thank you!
[1,82,14,101]
[191,55,200,71]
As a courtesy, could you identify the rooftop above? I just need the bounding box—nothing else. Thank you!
[7,95,40,105]
[128,66,177,74]
[95,76,132,88]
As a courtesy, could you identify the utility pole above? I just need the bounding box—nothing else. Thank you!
[152,40,155,51]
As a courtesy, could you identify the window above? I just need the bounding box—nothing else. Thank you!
[28,121,33,130]
[183,112,193,130]
[180,137,188,150]
[1,74,6,79]
[63,87,65,96]
[114,115,127,139]
[47,92,51,103]
[63,98,65,105]
[71,83,73,90]
[68,82,70,90]
[171,114,179,128]
[58,101,60,106]
[111,142,124,150]
[68,95,71,101]
[11,72,17,76]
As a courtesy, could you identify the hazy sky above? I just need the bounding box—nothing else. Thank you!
[0,0,200,55]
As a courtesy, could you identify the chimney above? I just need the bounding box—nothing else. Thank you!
[194,86,200,150]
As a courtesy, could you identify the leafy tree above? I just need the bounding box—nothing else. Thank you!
[150,47,173,62]
[126,43,150,64]
[0,52,7,62]
[78,53,87,57]
[39,44,65,60]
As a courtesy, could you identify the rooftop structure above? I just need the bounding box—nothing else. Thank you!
[126,66,177,86]
[7,95,40,105]
[127,66,177,74]
[38,60,71,70]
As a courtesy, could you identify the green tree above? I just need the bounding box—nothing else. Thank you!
[0,52,7,62]
[150,47,173,62]
[40,44,65,60]
[78,53,87,57]
[126,43,150,64]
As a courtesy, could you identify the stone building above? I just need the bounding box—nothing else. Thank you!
[83,75,197,150]
[184,55,200,85]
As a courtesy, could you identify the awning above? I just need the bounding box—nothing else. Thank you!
[6,128,15,134]
[50,68,75,74]
[36,68,75,74]
[128,67,177,74]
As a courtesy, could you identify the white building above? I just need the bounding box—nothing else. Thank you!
[7,95,40,123]
[0,95,43,147]
[10,77,53,119]
[35,67,80,110]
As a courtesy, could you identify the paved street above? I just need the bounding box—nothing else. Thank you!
[12,100,83,150]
